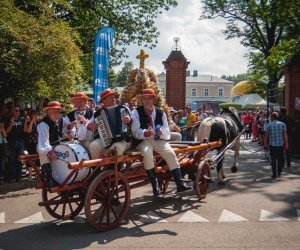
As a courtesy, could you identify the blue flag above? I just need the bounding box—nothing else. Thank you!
[93,27,116,103]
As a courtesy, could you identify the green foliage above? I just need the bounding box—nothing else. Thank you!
[0,0,82,107]
[56,0,178,85]
[115,62,134,87]
[108,68,117,89]
[201,0,300,102]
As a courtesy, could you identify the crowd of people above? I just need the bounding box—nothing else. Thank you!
[0,91,298,187]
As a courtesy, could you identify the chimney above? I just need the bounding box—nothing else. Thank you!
[186,70,190,77]
[193,70,198,77]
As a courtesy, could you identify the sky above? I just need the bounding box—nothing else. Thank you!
[115,0,249,77]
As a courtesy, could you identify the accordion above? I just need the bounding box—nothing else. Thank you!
[95,105,131,148]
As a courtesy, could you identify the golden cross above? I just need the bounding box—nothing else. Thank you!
[136,49,149,69]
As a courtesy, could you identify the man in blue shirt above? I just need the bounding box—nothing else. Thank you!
[264,112,288,179]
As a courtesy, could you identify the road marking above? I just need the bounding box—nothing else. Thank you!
[138,211,168,223]
[259,209,289,222]
[296,209,300,221]
[178,211,209,223]
[218,209,249,222]
[0,212,5,223]
[14,212,45,224]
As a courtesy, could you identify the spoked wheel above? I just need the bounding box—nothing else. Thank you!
[84,170,130,231]
[195,161,212,199]
[158,178,169,195]
[42,189,85,220]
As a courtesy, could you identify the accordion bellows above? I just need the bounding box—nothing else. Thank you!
[95,105,130,148]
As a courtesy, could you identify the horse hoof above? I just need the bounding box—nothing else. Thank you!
[231,166,237,173]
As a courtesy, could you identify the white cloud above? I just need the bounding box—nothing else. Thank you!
[114,0,248,76]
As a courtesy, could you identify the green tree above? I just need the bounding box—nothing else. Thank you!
[0,0,82,106]
[200,0,300,102]
[115,62,134,87]
[53,0,178,85]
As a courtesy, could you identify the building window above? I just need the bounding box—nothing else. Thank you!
[218,88,223,96]
[204,88,209,96]
[191,88,197,96]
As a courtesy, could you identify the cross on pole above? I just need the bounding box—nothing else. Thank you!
[136,49,149,69]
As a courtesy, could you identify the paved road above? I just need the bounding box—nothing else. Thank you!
[1,139,300,249]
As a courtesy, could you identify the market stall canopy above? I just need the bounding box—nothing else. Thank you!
[219,93,272,110]
[235,93,267,109]
[218,102,242,110]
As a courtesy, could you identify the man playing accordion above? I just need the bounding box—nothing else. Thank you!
[131,89,191,196]
[87,88,131,159]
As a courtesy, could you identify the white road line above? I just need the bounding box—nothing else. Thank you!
[0,212,5,223]
[259,209,289,222]
[178,211,209,223]
[14,212,45,224]
[218,209,249,222]
[138,211,168,223]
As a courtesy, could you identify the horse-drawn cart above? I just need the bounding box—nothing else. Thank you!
[19,140,221,231]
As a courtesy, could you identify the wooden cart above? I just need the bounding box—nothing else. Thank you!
[19,140,222,231]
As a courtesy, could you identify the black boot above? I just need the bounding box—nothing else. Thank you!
[146,168,160,196]
[171,168,192,193]
[41,163,57,188]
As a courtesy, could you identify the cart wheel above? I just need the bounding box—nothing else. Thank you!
[195,161,211,199]
[84,170,130,231]
[158,179,169,195]
[42,189,84,220]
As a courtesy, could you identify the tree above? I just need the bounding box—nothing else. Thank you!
[200,0,300,102]
[0,0,82,105]
[115,62,134,87]
[53,0,178,85]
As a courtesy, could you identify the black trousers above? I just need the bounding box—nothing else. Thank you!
[269,145,285,177]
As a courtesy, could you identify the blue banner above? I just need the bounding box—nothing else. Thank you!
[93,27,116,103]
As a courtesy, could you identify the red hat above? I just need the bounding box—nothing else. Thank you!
[71,92,88,102]
[43,101,63,112]
[142,89,155,97]
[100,88,114,100]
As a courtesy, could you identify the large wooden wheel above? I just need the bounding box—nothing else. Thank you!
[84,170,130,231]
[195,161,212,199]
[42,189,85,220]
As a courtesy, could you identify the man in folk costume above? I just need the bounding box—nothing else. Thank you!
[87,88,131,159]
[65,92,94,148]
[37,101,71,187]
[131,89,191,196]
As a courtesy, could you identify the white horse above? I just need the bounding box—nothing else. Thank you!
[197,107,243,184]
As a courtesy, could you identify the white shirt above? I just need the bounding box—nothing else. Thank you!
[37,122,53,165]
[64,110,93,141]
[131,107,170,140]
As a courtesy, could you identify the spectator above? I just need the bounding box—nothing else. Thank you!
[243,111,254,140]
[4,104,25,183]
[264,112,288,179]
[24,110,39,181]
[0,116,8,184]
[186,106,196,141]
[278,107,294,167]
